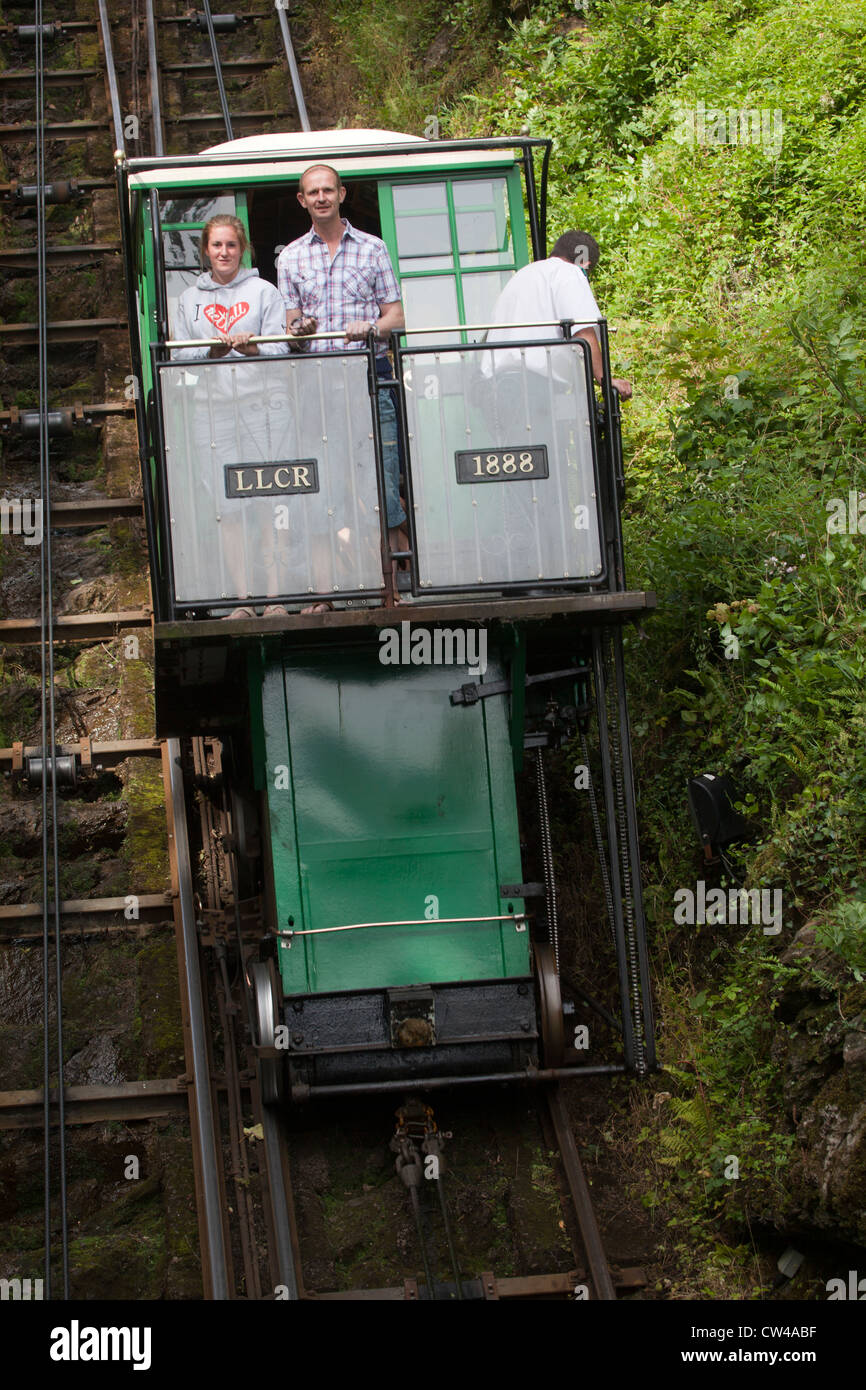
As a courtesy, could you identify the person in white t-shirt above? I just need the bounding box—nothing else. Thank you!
[484,230,631,399]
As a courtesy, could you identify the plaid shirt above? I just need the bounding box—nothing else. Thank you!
[277,219,401,355]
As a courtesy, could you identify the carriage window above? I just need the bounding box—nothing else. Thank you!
[158,193,246,338]
[400,276,460,346]
[382,172,526,343]
[454,179,512,267]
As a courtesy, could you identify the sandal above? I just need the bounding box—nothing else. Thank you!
[300,601,334,615]
[223,605,256,620]
[262,603,289,616]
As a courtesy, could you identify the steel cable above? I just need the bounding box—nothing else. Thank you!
[580,730,617,949]
[36,0,69,1299]
[535,748,560,971]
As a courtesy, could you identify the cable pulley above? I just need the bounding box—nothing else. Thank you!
[12,179,79,205]
[191,12,240,32]
[14,23,62,40]
[25,751,77,788]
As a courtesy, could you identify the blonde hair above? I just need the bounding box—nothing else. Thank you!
[200,214,249,268]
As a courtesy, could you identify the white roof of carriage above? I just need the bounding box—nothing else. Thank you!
[127,128,521,188]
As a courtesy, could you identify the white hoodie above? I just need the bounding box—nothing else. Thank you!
[171,266,287,360]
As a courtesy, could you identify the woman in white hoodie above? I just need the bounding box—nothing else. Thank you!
[169,216,292,616]
[172,215,287,362]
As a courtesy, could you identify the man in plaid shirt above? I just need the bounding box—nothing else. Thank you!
[277,164,407,561]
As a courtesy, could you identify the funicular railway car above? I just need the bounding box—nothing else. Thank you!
[118,129,656,1102]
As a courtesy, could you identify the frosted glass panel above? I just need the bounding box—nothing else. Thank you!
[403,341,602,589]
[159,355,384,606]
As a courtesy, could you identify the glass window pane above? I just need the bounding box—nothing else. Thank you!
[452,179,499,208]
[163,228,201,268]
[398,255,453,273]
[454,177,511,266]
[401,276,461,346]
[395,213,450,260]
[159,194,235,224]
[393,183,447,214]
[462,271,514,339]
[393,182,452,261]
[167,270,200,336]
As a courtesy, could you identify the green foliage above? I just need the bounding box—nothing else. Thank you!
[813,898,866,981]
[311,0,519,133]
[442,0,866,1259]
[645,948,798,1235]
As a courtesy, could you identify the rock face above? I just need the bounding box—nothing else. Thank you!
[775,927,866,1244]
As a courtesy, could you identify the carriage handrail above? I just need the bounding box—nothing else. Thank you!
[164,329,367,348]
[398,320,614,335]
[277,912,528,941]
[164,320,615,350]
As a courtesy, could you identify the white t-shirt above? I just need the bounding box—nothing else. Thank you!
[483,256,601,380]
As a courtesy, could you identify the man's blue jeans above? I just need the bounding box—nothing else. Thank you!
[376,356,406,530]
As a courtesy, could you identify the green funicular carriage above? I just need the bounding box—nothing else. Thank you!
[121,128,656,1101]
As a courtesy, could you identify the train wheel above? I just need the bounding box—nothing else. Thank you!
[250,959,285,1105]
[535,943,565,1068]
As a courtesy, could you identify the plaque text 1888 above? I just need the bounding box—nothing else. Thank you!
[224,460,320,498]
[455,446,549,484]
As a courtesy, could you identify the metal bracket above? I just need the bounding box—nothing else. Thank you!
[500,882,545,898]
[450,664,588,707]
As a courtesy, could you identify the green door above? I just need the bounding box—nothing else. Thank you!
[262,640,529,995]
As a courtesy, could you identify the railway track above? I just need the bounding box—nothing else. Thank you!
[0,0,308,1301]
[0,0,640,1305]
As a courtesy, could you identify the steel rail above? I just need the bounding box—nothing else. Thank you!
[275,0,310,131]
[163,738,231,1299]
[96,0,125,154]
[546,1086,616,1300]
[200,0,233,140]
[260,1108,301,1298]
[144,0,164,155]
